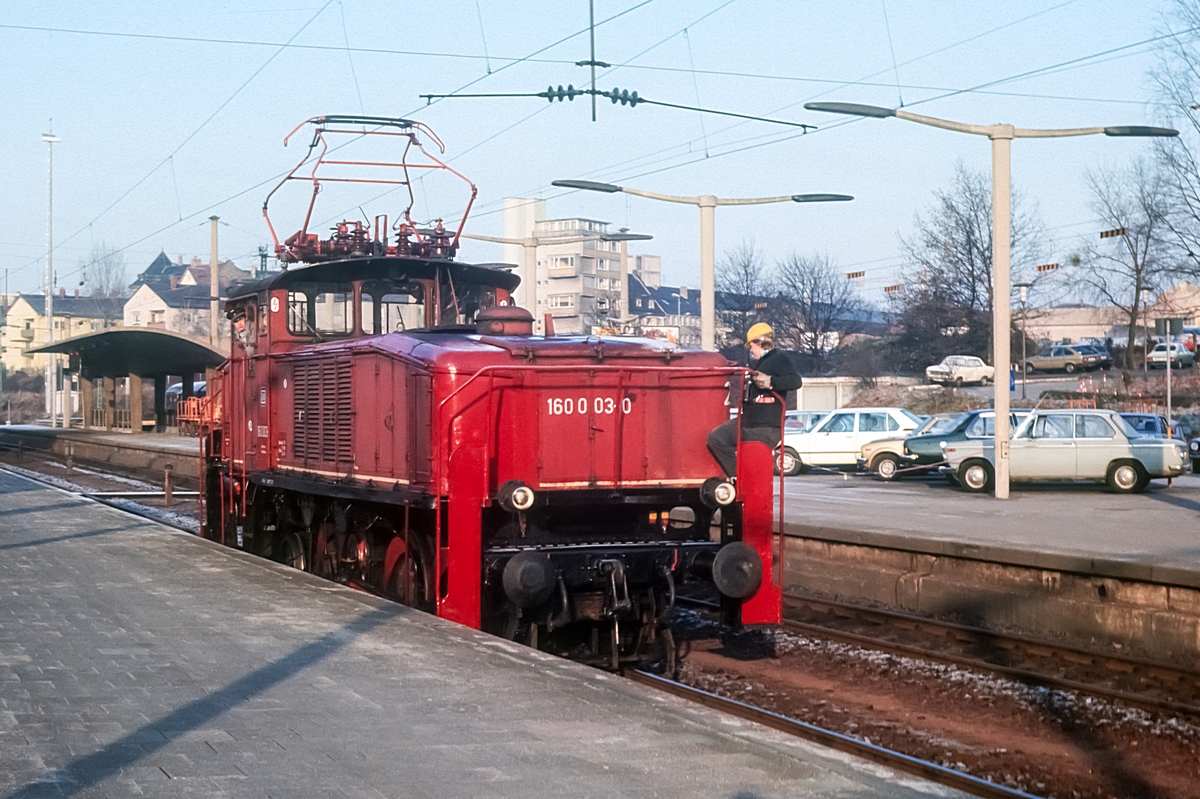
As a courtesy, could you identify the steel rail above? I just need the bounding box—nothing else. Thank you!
[676,592,1200,718]
[780,594,1200,718]
[626,670,1041,799]
[0,463,199,536]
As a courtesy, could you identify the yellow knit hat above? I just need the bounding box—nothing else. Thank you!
[745,322,773,346]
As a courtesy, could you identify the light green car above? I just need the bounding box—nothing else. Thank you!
[941,409,1187,494]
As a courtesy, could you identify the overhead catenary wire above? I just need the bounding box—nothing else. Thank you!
[25,7,1167,293]
[17,0,336,279]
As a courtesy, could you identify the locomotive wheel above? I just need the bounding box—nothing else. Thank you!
[638,626,677,677]
[343,531,371,584]
[279,532,308,572]
[387,533,435,612]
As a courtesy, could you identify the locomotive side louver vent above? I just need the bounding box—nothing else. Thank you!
[293,358,354,466]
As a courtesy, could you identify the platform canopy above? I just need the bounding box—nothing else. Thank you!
[28,328,224,380]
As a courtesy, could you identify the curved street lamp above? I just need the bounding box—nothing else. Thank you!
[805,101,1178,498]
[553,179,853,350]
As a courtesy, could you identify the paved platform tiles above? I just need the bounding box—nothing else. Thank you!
[782,472,1200,588]
[0,469,970,799]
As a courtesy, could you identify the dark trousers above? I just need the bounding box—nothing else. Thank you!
[707,419,780,477]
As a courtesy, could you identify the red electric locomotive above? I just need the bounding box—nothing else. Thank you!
[200,116,782,670]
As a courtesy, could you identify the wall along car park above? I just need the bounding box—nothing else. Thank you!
[942,409,1186,494]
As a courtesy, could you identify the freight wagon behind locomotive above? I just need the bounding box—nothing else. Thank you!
[200,116,782,670]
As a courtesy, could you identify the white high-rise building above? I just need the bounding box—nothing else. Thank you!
[501,198,664,336]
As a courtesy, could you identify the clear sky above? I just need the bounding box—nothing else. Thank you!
[0,0,1177,305]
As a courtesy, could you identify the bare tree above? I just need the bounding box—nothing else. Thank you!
[1075,160,1174,368]
[715,239,774,352]
[80,242,129,300]
[774,252,871,367]
[899,161,1047,359]
[1151,0,1200,264]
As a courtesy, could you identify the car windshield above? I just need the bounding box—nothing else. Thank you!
[923,414,963,435]
[1115,415,1145,438]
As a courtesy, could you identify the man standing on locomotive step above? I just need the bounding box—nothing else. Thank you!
[707,322,803,477]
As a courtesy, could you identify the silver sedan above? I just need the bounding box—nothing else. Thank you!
[941,409,1186,494]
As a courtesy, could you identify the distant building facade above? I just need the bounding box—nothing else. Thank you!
[0,291,123,375]
[501,198,664,336]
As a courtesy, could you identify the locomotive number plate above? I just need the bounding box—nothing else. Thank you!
[545,396,632,416]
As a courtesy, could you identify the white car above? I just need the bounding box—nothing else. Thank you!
[941,409,1186,494]
[1146,342,1195,369]
[925,355,995,386]
[780,407,924,475]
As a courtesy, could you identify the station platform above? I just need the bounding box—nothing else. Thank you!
[779,473,1200,663]
[781,473,1200,589]
[0,469,968,799]
[0,425,200,482]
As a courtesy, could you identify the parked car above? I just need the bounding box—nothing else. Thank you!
[164,380,207,411]
[925,355,995,386]
[1119,412,1183,440]
[1022,345,1101,374]
[941,409,1186,494]
[784,410,830,433]
[1189,436,1200,472]
[1072,344,1112,370]
[857,413,961,480]
[1146,342,1195,369]
[900,409,1031,477]
[779,407,924,475]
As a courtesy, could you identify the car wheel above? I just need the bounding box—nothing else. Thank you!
[1064,362,1077,374]
[1106,461,1146,494]
[958,459,994,493]
[1024,363,1035,374]
[777,447,804,477]
[873,454,900,481]
[980,375,991,386]
[954,376,964,387]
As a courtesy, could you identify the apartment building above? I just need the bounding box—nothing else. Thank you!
[501,198,663,335]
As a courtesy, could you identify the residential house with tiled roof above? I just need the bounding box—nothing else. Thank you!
[1,291,124,375]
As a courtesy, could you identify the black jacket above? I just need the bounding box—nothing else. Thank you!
[741,349,803,429]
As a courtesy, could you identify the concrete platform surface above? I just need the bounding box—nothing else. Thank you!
[781,472,1200,588]
[0,469,968,799]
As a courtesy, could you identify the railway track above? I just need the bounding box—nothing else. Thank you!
[782,593,1200,719]
[677,590,1200,718]
[627,670,1042,799]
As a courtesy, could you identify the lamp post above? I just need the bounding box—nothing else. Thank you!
[1014,282,1032,400]
[41,132,61,427]
[806,101,1177,499]
[462,228,651,333]
[552,179,853,351]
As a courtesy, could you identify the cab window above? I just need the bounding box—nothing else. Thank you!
[287,283,354,337]
[362,281,428,333]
